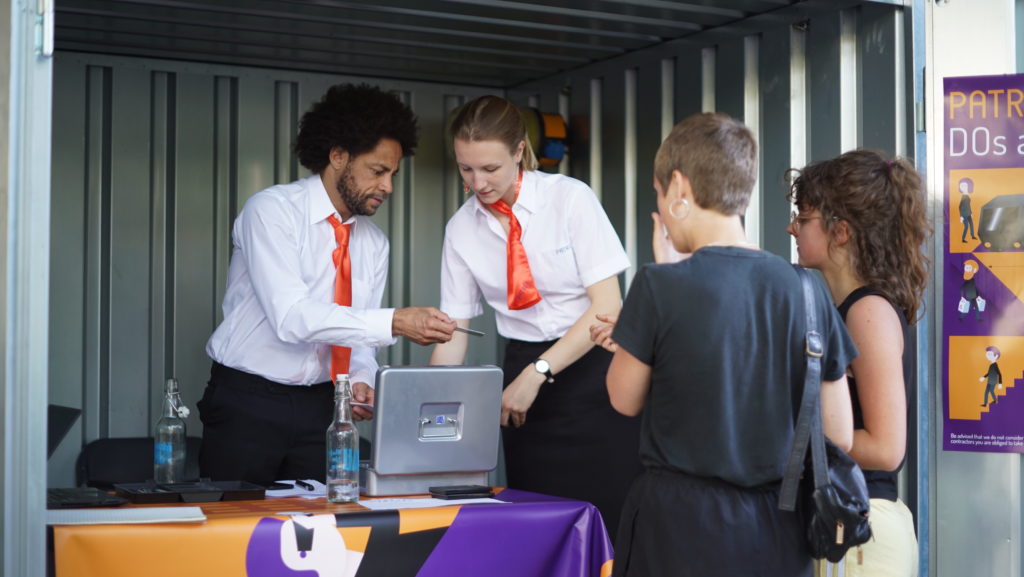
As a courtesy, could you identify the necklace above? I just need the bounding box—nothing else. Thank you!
[702,240,760,250]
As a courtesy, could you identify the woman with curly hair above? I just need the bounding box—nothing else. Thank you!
[787,149,930,577]
[200,83,455,486]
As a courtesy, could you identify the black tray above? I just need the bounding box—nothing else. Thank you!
[114,479,266,504]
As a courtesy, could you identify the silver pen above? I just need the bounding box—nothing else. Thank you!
[453,326,485,337]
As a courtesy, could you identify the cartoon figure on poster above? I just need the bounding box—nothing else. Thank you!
[980,345,1003,408]
[958,177,976,243]
[943,73,1024,454]
[958,259,985,322]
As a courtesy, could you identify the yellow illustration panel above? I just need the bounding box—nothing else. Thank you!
[948,335,1023,420]
[949,168,1024,254]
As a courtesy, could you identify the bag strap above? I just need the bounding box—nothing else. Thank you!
[778,265,830,511]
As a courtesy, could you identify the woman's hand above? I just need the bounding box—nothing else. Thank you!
[501,367,545,428]
[589,313,619,353]
[651,212,690,264]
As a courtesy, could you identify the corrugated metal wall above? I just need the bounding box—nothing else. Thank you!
[47,53,501,485]
[510,2,911,271]
[47,2,916,508]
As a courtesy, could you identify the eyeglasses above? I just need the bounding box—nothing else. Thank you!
[790,211,823,230]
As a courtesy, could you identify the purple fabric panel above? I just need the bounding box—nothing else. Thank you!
[416,490,613,577]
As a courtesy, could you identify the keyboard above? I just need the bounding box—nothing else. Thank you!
[47,487,129,509]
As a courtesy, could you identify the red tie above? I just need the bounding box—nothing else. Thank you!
[327,215,352,377]
[490,170,542,310]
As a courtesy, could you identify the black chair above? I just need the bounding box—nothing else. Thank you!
[76,437,202,489]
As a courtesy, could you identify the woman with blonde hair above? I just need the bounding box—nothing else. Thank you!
[788,149,929,577]
[430,95,642,535]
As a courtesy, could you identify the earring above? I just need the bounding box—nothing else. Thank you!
[669,198,690,220]
[464,182,470,195]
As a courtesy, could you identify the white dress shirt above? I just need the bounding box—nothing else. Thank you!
[440,170,629,342]
[206,173,395,386]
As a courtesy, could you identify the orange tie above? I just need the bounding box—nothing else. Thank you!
[327,215,352,377]
[490,170,542,310]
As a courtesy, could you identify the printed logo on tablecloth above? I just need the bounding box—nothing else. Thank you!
[245,508,456,577]
[246,514,363,577]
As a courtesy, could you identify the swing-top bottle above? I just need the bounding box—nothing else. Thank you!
[326,374,360,502]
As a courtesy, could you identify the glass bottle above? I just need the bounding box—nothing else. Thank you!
[154,377,188,484]
[326,374,360,503]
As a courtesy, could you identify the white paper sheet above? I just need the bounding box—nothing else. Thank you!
[46,506,206,525]
[358,497,506,510]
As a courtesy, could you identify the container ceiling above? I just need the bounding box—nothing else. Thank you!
[55,0,877,88]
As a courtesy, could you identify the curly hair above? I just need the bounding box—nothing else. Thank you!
[787,149,931,322]
[294,83,418,173]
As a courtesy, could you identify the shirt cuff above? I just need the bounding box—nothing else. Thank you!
[364,308,398,346]
[350,371,374,389]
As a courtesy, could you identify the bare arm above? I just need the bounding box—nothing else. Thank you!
[502,276,622,427]
[606,345,652,416]
[821,374,854,452]
[428,318,472,365]
[844,296,907,470]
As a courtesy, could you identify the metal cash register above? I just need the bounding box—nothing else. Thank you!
[360,365,502,496]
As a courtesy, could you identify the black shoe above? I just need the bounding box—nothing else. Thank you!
[982,403,987,407]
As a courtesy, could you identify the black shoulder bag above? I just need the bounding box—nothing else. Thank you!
[779,266,872,563]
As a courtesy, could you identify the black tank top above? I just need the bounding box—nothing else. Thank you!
[837,286,912,502]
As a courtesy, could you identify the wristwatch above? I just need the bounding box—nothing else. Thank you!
[533,359,554,383]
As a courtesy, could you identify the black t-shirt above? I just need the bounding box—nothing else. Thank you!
[614,247,857,488]
[837,286,912,502]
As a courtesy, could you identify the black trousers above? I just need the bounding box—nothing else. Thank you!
[501,340,643,537]
[197,362,333,485]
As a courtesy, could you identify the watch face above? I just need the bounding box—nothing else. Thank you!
[535,359,551,374]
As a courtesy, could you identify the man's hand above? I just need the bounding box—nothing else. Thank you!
[393,307,456,345]
[351,382,375,421]
[589,313,619,353]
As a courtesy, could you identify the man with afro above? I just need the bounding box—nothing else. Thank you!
[201,84,455,485]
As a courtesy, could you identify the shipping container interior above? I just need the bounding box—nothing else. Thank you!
[31,1,1024,575]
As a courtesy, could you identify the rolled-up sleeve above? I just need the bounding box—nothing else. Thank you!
[238,193,395,349]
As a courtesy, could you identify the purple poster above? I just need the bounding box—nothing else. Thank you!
[943,74,1024,453]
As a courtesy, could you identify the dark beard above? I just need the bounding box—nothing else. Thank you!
[336,165,376,216]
